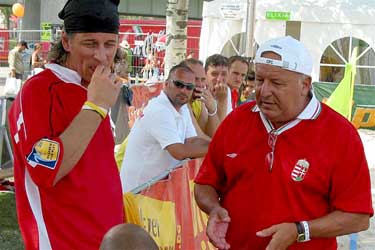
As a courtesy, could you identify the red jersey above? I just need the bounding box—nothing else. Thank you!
[8,65,124,250]
[195,100,373,250]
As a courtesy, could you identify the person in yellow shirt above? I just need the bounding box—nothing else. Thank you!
[183,58,219,138]
[239,71,256,104]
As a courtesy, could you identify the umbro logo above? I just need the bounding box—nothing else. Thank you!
[270,44,282,49]
[226,153,238,158]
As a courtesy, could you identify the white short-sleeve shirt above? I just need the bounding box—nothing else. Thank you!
[226,86,233,114]
[120,91,197,192]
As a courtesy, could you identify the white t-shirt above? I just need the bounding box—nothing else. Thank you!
[120,91,197,192]
[226,86,233,114]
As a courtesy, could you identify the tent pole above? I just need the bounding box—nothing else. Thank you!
[245,0,256,58]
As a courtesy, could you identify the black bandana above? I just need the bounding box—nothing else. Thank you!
[58,0,120,34]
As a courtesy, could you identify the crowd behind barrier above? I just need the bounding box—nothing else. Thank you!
[0,30,54,77]
[0,29,200,82]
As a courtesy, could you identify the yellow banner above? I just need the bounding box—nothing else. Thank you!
[136,195,176,249]
[189,181,216,250]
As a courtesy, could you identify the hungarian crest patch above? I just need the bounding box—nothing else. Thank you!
[291,159,310,182]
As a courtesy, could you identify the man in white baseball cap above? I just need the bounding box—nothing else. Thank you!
[194,36,373,250]
[254,35,313,76]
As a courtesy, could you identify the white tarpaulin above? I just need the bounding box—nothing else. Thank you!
[199,0,375,81]
[199,0,247,60]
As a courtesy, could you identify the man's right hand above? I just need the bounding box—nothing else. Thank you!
[87,65,121,109]
[212,83,228,102]
[207,206,231,250]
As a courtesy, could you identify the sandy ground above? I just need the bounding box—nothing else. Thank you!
[338,129,375,250]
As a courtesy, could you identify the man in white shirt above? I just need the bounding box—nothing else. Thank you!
[120,64,210,192]
[8,40,27,80]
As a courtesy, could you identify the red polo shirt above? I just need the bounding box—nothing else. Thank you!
[195,100,373,250]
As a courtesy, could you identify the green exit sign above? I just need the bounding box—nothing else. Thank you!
[266,11,291,20]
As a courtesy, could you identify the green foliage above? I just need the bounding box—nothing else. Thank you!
[0,6,12,29]
[0,192,23,250]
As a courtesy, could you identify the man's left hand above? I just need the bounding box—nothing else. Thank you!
[256,222,297,250]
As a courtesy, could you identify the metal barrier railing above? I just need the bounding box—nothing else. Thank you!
[0,96,14,173]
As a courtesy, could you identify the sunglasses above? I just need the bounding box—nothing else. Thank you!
[172,80,195,90]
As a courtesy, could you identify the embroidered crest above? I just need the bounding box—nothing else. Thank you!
[226,153,238,158]
[291,159,309,182]
[27,139,60,169]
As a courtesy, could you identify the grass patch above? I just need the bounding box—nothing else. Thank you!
[0,192,23,250]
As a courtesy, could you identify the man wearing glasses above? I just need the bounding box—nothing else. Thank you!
[194,36,373,250]
[182,58,220,138]
[120,64,210,192]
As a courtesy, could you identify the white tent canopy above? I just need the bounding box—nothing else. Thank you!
[199,0,375,81]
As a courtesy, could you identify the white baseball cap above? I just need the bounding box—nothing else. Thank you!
[254,36,313,77]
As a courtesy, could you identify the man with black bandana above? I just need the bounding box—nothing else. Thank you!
[8,0,124,249]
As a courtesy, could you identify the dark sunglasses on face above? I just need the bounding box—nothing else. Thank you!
[172,80,195,90]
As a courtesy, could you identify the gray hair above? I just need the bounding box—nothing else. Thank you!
[184,58,203,66]
[166,63,195,81]
[298,74,313,98]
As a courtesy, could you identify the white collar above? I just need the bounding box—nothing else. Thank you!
[252,94,321,134]
[160,91,186,118]
[45,63,83,87]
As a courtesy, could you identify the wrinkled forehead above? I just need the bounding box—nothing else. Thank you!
[255,63,285,76]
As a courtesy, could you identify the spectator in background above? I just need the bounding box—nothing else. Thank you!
[183,58,219,138]
[205,54,231,122]
[119,39,133,74]
[113,48,129,82]
[239,70,256,104]
[141,47,159,79]
[31,43,45,69]
[8,0,124,249]
[8,40,27,80]
[227,56,249,108]
[120,64,210,192]
[31,43,45,76]
[111,48,132,144]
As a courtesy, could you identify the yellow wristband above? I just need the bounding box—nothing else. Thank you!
[82,101,108,119]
